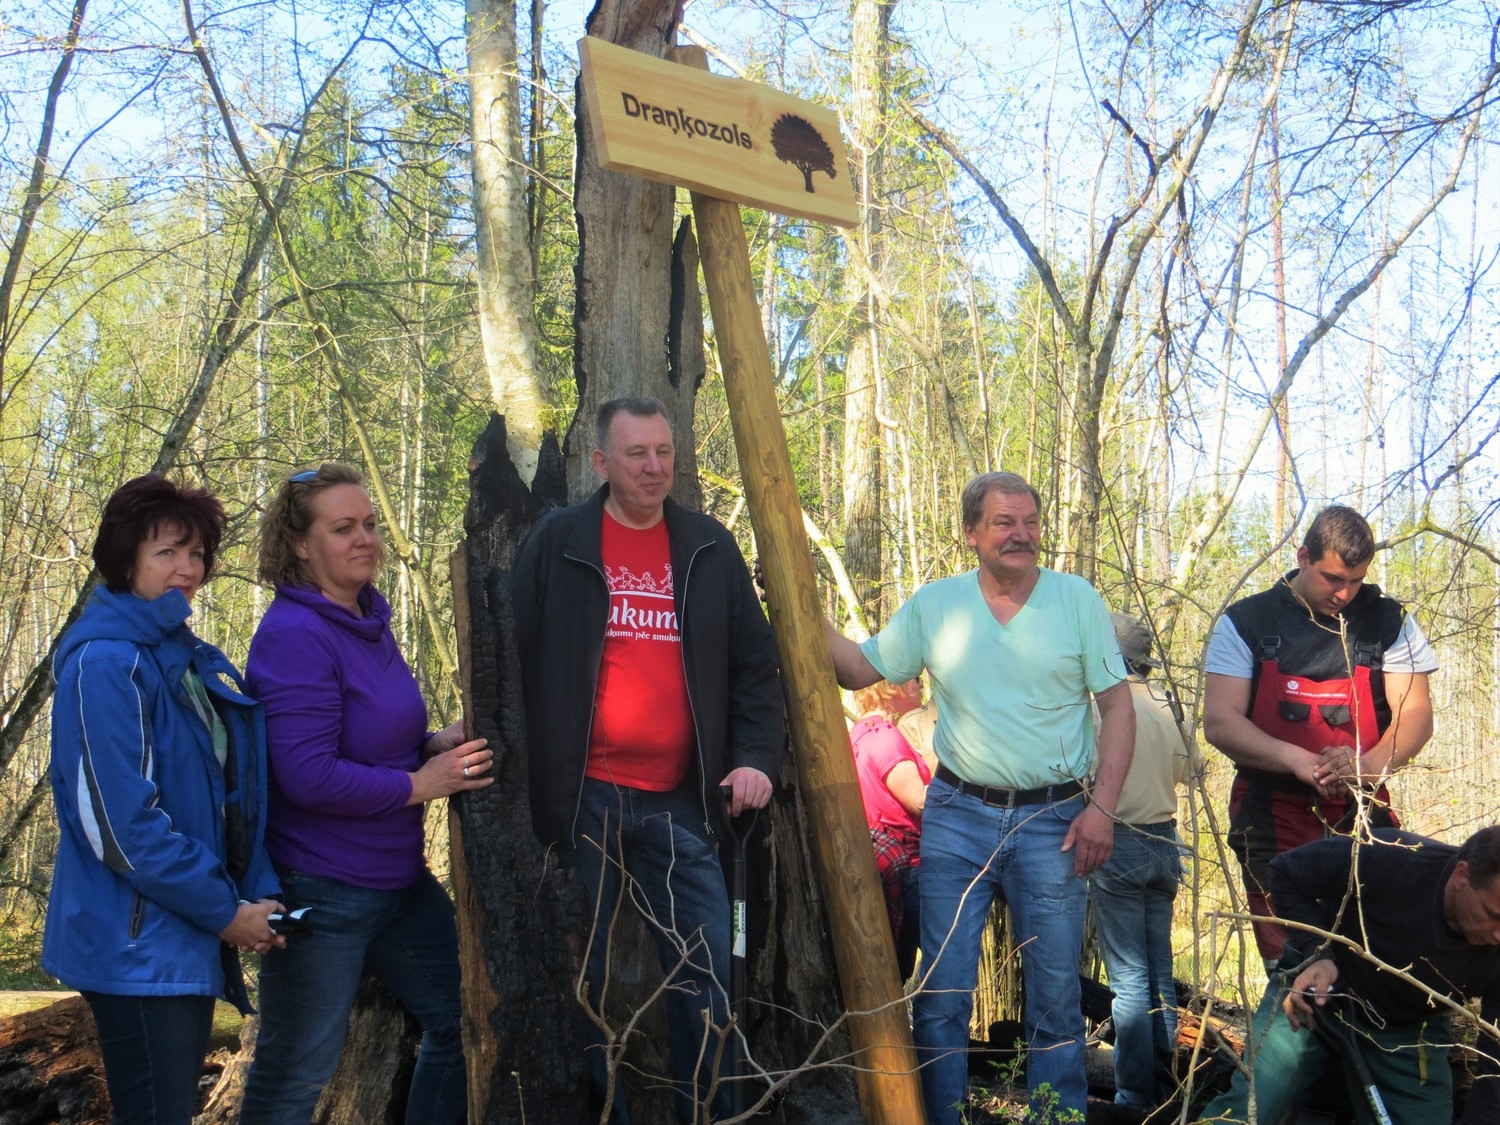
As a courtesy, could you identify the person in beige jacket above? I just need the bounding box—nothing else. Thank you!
[1092,613,1202,1115]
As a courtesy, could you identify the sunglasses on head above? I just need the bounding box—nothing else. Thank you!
[288,470,320,483]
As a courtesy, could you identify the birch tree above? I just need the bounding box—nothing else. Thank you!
[839,0,893,619]
[468,0,548,484]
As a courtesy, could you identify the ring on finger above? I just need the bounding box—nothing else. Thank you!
[463,765,470,778]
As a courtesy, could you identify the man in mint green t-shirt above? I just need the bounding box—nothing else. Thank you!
[828,471,1135,1125]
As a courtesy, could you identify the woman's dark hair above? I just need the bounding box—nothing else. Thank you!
[258,463,367,588]
[92,475,228,593]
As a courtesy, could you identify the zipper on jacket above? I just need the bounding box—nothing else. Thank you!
[677,540,716,839]
[222,720,251,882]
[178,673,229,855]
[129,892,146,940]
[565,549,610,846]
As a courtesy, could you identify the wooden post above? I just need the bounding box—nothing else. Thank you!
[672,45,926,1125]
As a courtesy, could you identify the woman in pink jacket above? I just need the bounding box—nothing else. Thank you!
[849,678,931,981]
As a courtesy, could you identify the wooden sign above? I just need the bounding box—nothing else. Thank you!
[578,37,858,228]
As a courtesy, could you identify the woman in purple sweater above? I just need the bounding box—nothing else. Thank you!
[240,463,493,1124]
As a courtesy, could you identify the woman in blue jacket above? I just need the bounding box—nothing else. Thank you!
[43,475,284,1125]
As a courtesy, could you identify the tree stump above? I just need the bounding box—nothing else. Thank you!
[197,977,420,1124]
[456,415,596,1123]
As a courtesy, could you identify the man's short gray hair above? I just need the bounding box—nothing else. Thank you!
[961,472,1042,529]
[595,397,672,451]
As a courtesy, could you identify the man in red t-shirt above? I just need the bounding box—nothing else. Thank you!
[512,397,783,1125]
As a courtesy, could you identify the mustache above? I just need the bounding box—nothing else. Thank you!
[1001,542,1038,554]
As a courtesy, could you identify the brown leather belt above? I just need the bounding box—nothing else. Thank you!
[934,764,1085,809]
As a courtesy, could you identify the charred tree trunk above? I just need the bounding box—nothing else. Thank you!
[745,776,863,1124]
[452,414,588,1123]
[462,420,859,1125]
[558,5,707,1119]
[458,2,858,1120]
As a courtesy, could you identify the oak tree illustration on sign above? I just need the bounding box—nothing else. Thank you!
[771,114,837,192]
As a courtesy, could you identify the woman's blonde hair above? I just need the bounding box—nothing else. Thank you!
[853,678,920,720]
[258,463,370,588]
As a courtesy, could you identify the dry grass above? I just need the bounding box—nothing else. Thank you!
[0,991,69,1019]
[0,992,245,1051]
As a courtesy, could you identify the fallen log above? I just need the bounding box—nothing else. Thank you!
[0,993,108,1124]
[1176,1007,1245,1057]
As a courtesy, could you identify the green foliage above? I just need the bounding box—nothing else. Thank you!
[0,914,53,990]
[1024,1083,1086,1125]
[967,1056,1087,1124]
[988,1039,1027,1089]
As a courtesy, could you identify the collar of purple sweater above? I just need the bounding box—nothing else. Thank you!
[272,581,391,641]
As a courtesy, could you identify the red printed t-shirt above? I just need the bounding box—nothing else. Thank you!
[586,511,695,790]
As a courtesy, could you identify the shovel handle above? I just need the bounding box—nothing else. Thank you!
[720,785,760,846]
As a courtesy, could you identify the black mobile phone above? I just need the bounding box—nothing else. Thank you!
[267,907,314,937]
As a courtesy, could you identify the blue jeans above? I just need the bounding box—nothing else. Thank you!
[913,779,1090,1124]
[240,866,466,1125]
[83,991,215,1124]
[573,777,734,1124]
[897,863,922,983]
[1090,820,1182,1107]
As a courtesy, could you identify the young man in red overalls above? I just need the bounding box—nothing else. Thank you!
[1202,506,1437,973]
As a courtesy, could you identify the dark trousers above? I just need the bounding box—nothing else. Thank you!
[83,991,216,1125]
[241,866,467,1125]
[574,777,736,1124]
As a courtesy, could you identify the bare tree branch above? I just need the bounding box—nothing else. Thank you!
[183,0,458,678]
[0,0,89,412]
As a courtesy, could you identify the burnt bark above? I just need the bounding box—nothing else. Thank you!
[667,213,708,511]
[463,421,859,1124]
[455,414,593,1124]
[745,773,861,1123]
[460,1,857,1119]
[554,5,713,1113]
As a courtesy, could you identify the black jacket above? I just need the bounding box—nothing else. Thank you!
[1272,830,1500,1026]
[1223,572,1404,732]
[1271,830,1500,1123]
[510,485,784,848]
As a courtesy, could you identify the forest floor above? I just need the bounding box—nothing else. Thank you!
[0,989,64,1019]
[0,989,245,1049]
[963,1066,1210,1125]
[0,990,1228,1123]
